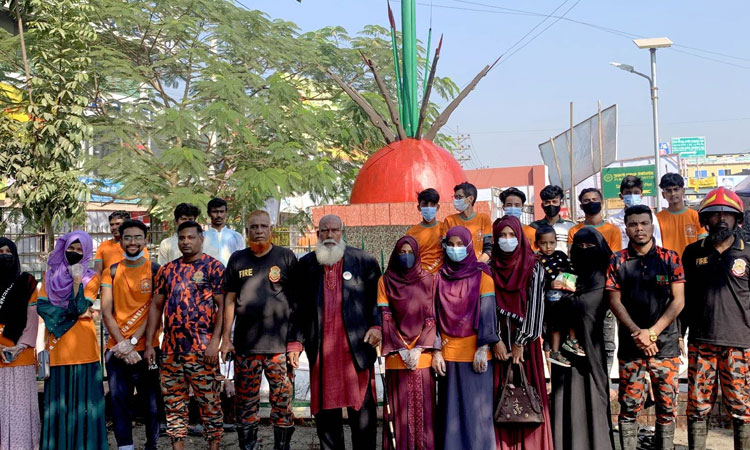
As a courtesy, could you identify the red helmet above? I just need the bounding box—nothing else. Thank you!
[698,187,744,216]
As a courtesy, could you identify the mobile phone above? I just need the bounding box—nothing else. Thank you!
[3,349,16,363]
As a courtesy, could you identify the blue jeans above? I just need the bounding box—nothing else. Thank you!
[105,349,161,450]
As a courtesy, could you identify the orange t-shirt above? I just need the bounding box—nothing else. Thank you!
[94,239,150,273]
[657,208,707,256]
[443,212,492,258]
[101,259,160,351]
[0,290,38,368]
[39,276,101,366]
[568,221,623,252]
[441,273,495,362]
[523,225,538,252]
[406,221,445,274]
[377,278,434,370]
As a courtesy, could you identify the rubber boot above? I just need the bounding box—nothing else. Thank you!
[273,425,296,450]
[655,422,675,450]
[237,423,259,450]
[619,421,639,450]
[688,419,708,450]
[734,421,750,450]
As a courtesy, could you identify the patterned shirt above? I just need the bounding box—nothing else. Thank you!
[606,244,685,360]
[155,253,225,354]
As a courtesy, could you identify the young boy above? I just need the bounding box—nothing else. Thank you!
[406,188,445,273]
[443,182,492,262]
[656,173,706,256]
[537,226,583,367]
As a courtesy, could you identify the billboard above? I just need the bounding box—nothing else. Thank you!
[601,165,656,198]
[538,104,618,191]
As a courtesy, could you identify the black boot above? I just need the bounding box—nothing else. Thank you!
[619,421,639,450]
[688,419,707,450]
[273,425,295,450]
[735,421,750,450]
[655,423,675,450]
[237,423,259,450]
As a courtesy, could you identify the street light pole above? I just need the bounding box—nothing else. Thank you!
[611,37,672,211]
[649,47,662,211]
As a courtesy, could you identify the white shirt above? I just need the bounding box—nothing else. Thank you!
[203,226,245,266]
[608,209,663,250]
[157,234,182,265]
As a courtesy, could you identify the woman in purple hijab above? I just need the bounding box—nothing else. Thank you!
[378,235,437,450]
[37,231,107,450]
[432,226,498,450]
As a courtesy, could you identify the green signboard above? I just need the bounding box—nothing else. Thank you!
[671,136,706,158]
[601,165,656,198]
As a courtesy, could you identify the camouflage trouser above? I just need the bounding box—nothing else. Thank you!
[687,343,750,423]
[618,356,681,425]
[161,353,224,442]
[235,353,294,427]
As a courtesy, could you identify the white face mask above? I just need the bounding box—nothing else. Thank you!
[453,198,469,212]
[497,237,519,252]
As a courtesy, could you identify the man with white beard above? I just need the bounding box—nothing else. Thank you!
[287,214,382,450]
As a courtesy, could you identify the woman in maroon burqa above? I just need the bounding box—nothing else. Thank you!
[379,236,437,450]
[490,216,554,450]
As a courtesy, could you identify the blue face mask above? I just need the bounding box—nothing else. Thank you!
[124,250,144,261]
[420,206,437,222]
[497,237,519,253]
[398,253,416,269]
[622,194,642,208]
[453,198,468,212]
[446,246,468,262]
[504,206,522,219]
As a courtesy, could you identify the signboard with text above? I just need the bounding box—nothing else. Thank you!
[601,165,656,198]
[671,136,706,158]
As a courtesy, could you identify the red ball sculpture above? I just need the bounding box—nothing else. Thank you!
[349,138,467,204]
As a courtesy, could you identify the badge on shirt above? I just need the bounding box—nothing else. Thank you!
[140,278,152,294]
[695,257,709,266]
[732,259,747,277]
[192,271,205,284]
[656,274,669,285]
[685,224,697,238]
[269,266,281,283]
[343,271,353,281]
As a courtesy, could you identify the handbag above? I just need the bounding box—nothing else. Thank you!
[494,362,544,425]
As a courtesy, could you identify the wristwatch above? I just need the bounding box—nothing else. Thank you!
[648,328,658,343]
[130,336,139,346]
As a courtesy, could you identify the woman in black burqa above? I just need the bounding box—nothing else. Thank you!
[549,227,615,450]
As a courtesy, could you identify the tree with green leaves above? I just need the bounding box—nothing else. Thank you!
[0,0,95,248]
[83,0,458,223]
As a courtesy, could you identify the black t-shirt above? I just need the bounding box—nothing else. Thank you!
[682,236,750,348]
[538,251,571,285]
[225,245,297,355]
[606,245,686,360]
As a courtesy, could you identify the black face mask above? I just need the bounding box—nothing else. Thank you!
[571,246,602,273]
[65,251,83,265]
[0,253,14,270]
[543,204,561,218]
[581,201,602,216]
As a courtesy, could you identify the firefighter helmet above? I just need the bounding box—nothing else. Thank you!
[698,187,744,216]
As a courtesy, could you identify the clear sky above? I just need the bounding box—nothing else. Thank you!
[254,1,749,169]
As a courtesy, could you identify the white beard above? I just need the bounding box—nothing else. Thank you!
[315,239,346,266]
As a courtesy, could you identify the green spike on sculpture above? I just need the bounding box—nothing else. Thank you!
[327,0,496,145]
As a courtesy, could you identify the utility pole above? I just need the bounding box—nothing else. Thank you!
[452,126,474,168]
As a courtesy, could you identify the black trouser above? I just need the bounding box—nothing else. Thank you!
[314,383,377,450]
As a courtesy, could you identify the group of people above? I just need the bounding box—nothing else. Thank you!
[0,172,748,450]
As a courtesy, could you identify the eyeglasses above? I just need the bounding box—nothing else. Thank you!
[121,235,146,243]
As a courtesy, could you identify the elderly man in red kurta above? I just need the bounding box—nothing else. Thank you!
[287,215,382,450]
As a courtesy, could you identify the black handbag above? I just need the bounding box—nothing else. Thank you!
[494,362,544,425]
